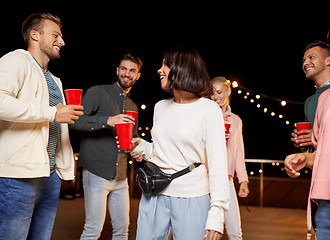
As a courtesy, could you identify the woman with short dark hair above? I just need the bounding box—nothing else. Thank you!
[127,48,230,240]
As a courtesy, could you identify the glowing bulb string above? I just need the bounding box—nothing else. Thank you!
[232,83,304,126]
[236,85,304,106]
[134,82,305,129]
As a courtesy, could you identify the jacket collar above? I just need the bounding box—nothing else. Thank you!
[223,105,232,118]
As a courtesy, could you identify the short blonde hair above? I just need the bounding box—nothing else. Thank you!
[21,13,62,46]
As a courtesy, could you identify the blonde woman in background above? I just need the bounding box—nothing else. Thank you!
[210,76,249,240]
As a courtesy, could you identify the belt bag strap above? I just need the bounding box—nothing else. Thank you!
[171,162,201,180]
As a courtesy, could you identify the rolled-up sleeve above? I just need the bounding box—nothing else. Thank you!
[70,86,112,131]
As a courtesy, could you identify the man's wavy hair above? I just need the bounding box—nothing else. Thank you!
[163,48,213,98]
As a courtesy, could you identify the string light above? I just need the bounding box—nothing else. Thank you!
[232,81,303,127]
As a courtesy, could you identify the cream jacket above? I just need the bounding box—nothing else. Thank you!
[0,49,74,180]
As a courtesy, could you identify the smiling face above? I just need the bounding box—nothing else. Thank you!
[210,81,231,109]
[157,59,170,90]
[116,60,141,91]
[37,19,65,60]
[302,46,329,81]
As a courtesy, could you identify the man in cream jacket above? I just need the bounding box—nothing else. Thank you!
[0,13,83,240]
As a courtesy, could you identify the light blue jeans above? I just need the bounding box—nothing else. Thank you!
[136,193,210,240]
[80,169,130,240]
[315,200,330,240]
[0,172,61,240]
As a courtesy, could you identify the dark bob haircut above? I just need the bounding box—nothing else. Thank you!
[163,48,213,98]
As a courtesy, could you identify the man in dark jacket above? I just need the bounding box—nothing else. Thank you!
[71,54,142,240]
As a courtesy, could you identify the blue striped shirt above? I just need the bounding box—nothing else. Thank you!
[34,58,63,172]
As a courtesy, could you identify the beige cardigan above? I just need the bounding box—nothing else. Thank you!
[0,49,74,180]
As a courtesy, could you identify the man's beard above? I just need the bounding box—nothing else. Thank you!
[306,66,324,81]
[118,76,135,89]
[40,42,60,60]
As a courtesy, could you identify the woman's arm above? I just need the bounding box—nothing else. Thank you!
[204,103,230,235]
[232,116,249,197]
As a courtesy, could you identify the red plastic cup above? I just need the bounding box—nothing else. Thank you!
[295,122,311,135]
[64,89,83,105]
[115,123,134,150]
[224,122,231,142]
[125,111,138,124]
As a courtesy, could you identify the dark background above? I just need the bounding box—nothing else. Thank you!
[1,4,329,168]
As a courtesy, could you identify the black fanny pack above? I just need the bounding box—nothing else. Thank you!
[136,161,201,198]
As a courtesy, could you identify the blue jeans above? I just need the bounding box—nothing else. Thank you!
[315,200,330,240]
[0,172,61,240]
[136,194,210,240]
[80,169,130,240]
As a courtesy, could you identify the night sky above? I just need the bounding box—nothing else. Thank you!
[1,3,329,161]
